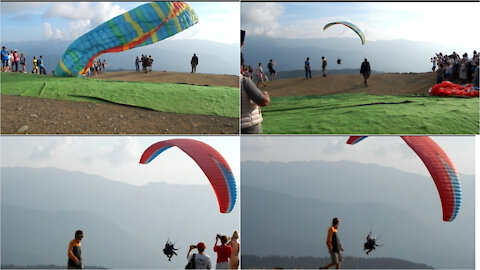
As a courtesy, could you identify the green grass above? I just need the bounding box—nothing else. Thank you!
[1,72,239,118]
[262,94,479,134]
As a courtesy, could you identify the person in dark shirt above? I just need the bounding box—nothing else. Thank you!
[68,230,84,269]
[191,53,199,73]
[360,58,371,87]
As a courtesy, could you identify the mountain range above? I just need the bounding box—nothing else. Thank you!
[241,160,475,269]
[242,36,470,73]
[3,39,239,75]
[1,167,239,269]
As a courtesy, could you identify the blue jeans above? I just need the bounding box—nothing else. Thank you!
[305,68,311,78]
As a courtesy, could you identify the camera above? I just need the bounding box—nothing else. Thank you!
[216,234,221,238]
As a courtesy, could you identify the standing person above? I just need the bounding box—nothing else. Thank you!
[38,55,46,74]
[186,242,212,269]
[32,56,38,74]
[148,55,154,72]
[12,50,19,72]
[191,53,199,73]
[241,29,270,134]
[135,56,140,72]
[431,57,437,72]
[436,64,445,84]
[8,51,13,71]
[213,235,232,269]
[473,60,479,89]
[255,63,266,87]
[305,57,312,79]
[20,53,26,72]
[227,231,240,269]
[360,58,371,87]
[67,230,84,269]
[241,74,270,134]
[320,218,343,269]
[1,46,9,72]
[322,56,327,77]
[102,59,107,73]
[267,59,277,81]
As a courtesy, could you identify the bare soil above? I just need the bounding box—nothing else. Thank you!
[1,71,239,134]
[260,72,437,97]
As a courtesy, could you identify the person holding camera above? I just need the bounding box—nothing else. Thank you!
[186,242,211,269]
[213,235,232,269]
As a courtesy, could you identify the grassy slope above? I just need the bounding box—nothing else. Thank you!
[1,73,239,118]
[262,94,479,134]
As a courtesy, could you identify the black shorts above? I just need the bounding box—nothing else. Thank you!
[269,68,276,74]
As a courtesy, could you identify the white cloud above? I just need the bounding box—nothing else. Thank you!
[241,3,284,37]
[44,2,125,25]
[41,2,126,41]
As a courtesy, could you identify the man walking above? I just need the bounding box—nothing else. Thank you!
[68,230,84,269]
[320,218,343,269]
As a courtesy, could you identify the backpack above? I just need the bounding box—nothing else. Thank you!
[268,62,273,69]
[185,254,196,269]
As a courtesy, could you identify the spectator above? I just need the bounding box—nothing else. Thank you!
[213,235,232,269]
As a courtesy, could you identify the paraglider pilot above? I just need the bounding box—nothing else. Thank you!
[163,240,179,261]
[363,232,380,255]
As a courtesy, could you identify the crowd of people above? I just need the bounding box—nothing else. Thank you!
[135,55,154,73]
[431,51,479,87]
[1,46,47,74]
[242,60,277,88]
[87,58,108,76]
[67,229,240,269]
[185,231,240,269]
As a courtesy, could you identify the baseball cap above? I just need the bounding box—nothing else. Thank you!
[197,242,206,250]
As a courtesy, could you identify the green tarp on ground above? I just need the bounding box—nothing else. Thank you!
[1,73,239,118]
[262,94,479,134]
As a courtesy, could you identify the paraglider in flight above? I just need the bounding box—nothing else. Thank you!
[163,240,179,261]
[346,136,461,222]
[139,139,237,213]
[323,21,366,45]
[55,2,198,77]
[363,232,381,255]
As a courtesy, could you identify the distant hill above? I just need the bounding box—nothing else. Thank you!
[241,160,475,269]
[3,39,238,75]
[1,167,240,269]
[242,36,468,73]
[242,255,434,269]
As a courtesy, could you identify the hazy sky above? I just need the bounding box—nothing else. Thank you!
[241,136,475,176]
[1,2,239,44]
[241,2,480,49]
[1,136,240,186]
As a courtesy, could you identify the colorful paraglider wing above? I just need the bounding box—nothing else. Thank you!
[139,139,236,213]
[346,136,461,222]
[323,21,366,45]
[55,2,198,77]
[346,136,368,145]
[401,136,461,222]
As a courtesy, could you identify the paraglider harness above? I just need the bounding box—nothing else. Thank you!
[163,240,179,261]
[363,232,381,255]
